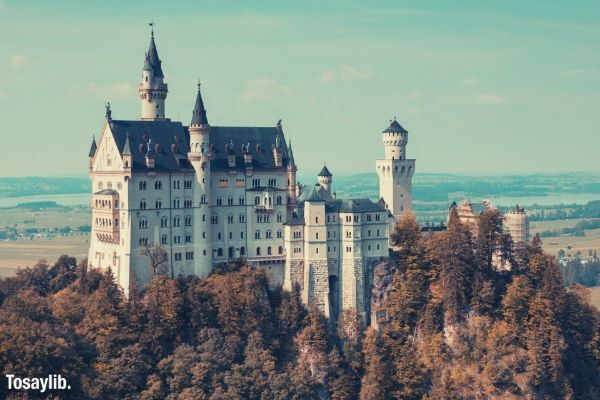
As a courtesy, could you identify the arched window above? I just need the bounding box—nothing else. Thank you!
[267,246,272,255]
[256,247,261,256]
[276,196,282,205]
[278,246,283,255]
[240,246,246,256]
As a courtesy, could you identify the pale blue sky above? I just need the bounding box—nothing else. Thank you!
[0,0,599,177]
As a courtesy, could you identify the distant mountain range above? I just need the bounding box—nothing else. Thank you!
[2,172,600,203]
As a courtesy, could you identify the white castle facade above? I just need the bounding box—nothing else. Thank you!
[87,31,415,320]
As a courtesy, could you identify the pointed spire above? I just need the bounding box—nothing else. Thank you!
[143,23,164,78]
[89,136,97,157]
[190,81,208,126]
[318,164,332,177]
[287,140,296,170]
[122,134,131,156]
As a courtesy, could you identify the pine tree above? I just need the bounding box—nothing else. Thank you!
[360,328,391,400]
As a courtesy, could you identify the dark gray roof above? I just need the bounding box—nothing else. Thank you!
[190,84,208,126]
[89,137,97,157]
[285,209,305,226]
[108,119,192,172]
[94,189,118,195]
[298,184,333,203]
[106,119,291,172]
[143,32,164,78]
[382,119,407,134]
[209,126,290,171]
[318,165,332,177]
[325,198,387,213]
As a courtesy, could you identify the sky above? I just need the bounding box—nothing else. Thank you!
[0,0,599,177]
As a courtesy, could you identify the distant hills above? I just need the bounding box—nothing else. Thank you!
[2,172,600,204]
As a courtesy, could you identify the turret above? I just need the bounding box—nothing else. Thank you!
[287,140,297,209]
[138,27,168,120]
[122,135,132,174]
[381,118,407,160]
[376,117,416,221]
[317,165,332,195]
[187,82,211,181]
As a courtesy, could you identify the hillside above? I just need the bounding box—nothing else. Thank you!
[0,211,598,399]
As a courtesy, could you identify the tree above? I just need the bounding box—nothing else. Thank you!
[360,328,391,400]
[141,244,170,278]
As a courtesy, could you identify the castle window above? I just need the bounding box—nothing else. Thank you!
[173,180,181,190]
[186,251,194,260]
[139,181,146,191]
[203,250,207,256]
[161,234,168,245]
[278,246,283,254]
[140,200,147,210]
[241,232,244,239]
[202,232,206,239]
[174,252,182,261]
[184,216,192,226]
[255,230,261,239]
[266,230,272,239]
[316,217,319,224]
[240,246,246,256]
[229,232,233,240]
[254,196,260,205]
[277,230,282,239]
[368,230,371,237]
[268,178,277,187]
[173,199,180,208]
[239,197,245,205]
[184,180,192,189]
[216,197,223,206]
[316,248,319,254]
[174,236,181,244]
[354,215,359,223]
[202,214,206,222]
[252,178,261,188]
[154,181,162,190]
[256,247,261,256]
[201,195,207,204]
[346,216,351,223]
[316,232,319,239]
[155,200,162,209]
[239,215,246,223]
[267,246,272,255]
[173,216,181,227]
[368,245,371,251]
[227,215,234,224]
[228,197,234,206]
[377,244,380,250]
[217,232,222,241]
[277,214,283,223]
[367,214,372,222]
[184,199,192,208]
[375,214,381,221]
[211,216,218,224]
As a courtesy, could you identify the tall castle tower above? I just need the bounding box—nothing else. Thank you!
[375,118,415,220]
[188,83,213,277]
[138,28,168,120]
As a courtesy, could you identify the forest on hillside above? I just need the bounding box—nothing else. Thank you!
[0,210,599,399]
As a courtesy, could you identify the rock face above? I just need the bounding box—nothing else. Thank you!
[369,260,396,329]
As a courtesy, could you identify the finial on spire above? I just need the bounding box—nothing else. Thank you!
[149,21,154,38]
[105,101,112,120]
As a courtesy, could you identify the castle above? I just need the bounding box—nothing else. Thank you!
[87,30,415,321]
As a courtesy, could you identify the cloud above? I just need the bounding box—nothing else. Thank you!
[461,77,479,86]
[474,94,507,105]
[242,79,291,103]
[9,55,26,70]
[320,65,374,83]
[560,68,586,77]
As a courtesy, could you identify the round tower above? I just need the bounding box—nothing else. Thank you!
[317,165,333,195]
[187,83,212,277]
[138,28,168,120]
[375,118,416,221]
[382,118,407,160]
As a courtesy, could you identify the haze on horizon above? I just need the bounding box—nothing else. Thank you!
[0,0,599,178]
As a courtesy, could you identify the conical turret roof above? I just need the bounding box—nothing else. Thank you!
[143,30,164,78]
[382,118,407,134]
[191,83,208,126]
[318,165,332,177]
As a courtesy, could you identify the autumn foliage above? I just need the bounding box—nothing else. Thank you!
[0,211,599,399]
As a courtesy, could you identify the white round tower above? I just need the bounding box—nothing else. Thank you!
[317,165,333,195]
[187,83,213,277]
[138,28,168,120]
[382,119,407,160]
